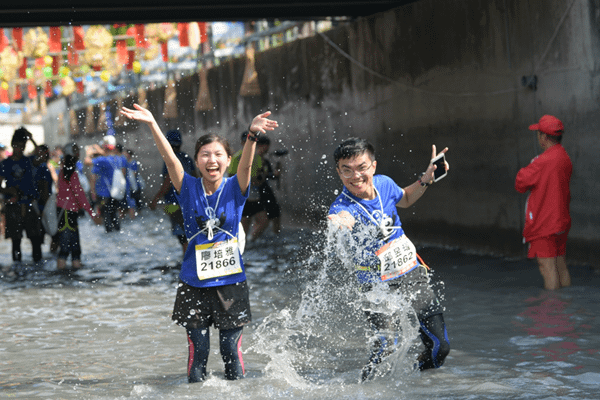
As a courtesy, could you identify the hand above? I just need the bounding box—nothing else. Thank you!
[93,215,103,225]
[249,111,278,135]
[327,211,356,230]
[422,145,449,183]
[120,104,157,126]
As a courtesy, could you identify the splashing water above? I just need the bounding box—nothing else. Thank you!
[249,222,421,388]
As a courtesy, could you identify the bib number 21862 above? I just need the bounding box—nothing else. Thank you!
[376,235,417,281]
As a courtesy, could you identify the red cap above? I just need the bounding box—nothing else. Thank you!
[528,115,564,136]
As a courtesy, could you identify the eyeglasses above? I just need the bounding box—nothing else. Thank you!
[339,161,374,179]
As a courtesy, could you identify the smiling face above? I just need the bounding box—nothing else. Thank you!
[336,152,377,200]
[195,141,231,185]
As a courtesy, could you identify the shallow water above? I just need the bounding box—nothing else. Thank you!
[1,211,599,399]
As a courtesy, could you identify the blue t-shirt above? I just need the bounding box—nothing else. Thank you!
[0,156,38,204]
[92,155,125,197]
[175,173,249,288]
[163,151,195,205]
[329,175,418,283]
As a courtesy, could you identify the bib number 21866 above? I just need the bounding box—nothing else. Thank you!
[195,239,242,280]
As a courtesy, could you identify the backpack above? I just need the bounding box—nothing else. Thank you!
[110,168,127,200]
[103,157,127,200]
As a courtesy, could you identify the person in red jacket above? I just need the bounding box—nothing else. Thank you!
[515,115,572,290]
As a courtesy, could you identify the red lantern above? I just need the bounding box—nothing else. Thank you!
[49,27,62,53]
[73,26,85,51]
[178,23,189,47]
[12,27,23,50]
[28,83,37,99]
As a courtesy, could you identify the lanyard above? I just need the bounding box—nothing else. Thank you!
[188,178,234,242]
[342,187,400,238]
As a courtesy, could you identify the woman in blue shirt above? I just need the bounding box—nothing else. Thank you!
[121,104,278,383]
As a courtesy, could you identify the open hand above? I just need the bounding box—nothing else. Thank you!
[120,104,157,126]
[250,111,278,134]
[327,211,356,230]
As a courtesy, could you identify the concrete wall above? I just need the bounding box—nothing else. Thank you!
[66,0,600,265]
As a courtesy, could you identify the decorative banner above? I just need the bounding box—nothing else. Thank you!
[72,26,85,51]
[23,27,49,59]
[127,50,135,70]
[116,39,128,65]
[163,79,178,118]
[134,24,147,48]
[12,28,23,50]
[44,80,53,98]
[0,29,8,53]
[188,22,201,51]
[195,68,213,111]
[85,104,96,134]
[199,22,208,44]
[52,55,60,75]
[178,23,189,47]
[0,84,9,104]
[14,85,22,101]
[67,46,79,66]
[28,83,37,99]
[240,47,261,96]
[161,42,168,62]
[49,27,62,53]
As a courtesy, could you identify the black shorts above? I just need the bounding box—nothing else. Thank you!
[242,200,265,218]
[4,203,44,239]
[172,280,252,330]
[260,184,281,220]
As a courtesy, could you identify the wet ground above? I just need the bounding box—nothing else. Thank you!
[1,210,599,399]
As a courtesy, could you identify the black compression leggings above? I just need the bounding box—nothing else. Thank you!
[418,313,450,370]
[186,326,245,383]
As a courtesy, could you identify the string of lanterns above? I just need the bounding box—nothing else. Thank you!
[0,23,208,108]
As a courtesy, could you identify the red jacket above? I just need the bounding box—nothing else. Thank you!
[515,144,572,242]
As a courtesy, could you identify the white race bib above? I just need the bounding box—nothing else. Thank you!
[376,235,417,281]
[195,238,242,280]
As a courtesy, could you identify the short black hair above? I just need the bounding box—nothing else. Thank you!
[333,138,375,165]
[12,127,30,146]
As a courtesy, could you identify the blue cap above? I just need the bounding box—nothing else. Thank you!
[166,130,182,146]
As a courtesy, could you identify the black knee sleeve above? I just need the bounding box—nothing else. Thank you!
[187,328,210,383]
[220,327,245,380]
[418,313,450,370]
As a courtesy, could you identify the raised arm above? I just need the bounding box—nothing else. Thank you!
[397,145,449,208]
[237,111,278,194]
[120,104,185,193]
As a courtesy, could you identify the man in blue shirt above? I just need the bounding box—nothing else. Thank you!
[90,136,126,233]
[0,127,45,269]
[328,138,451,379]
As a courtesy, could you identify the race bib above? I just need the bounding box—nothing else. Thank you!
[376,234,417,281]
[195,238,242,280]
